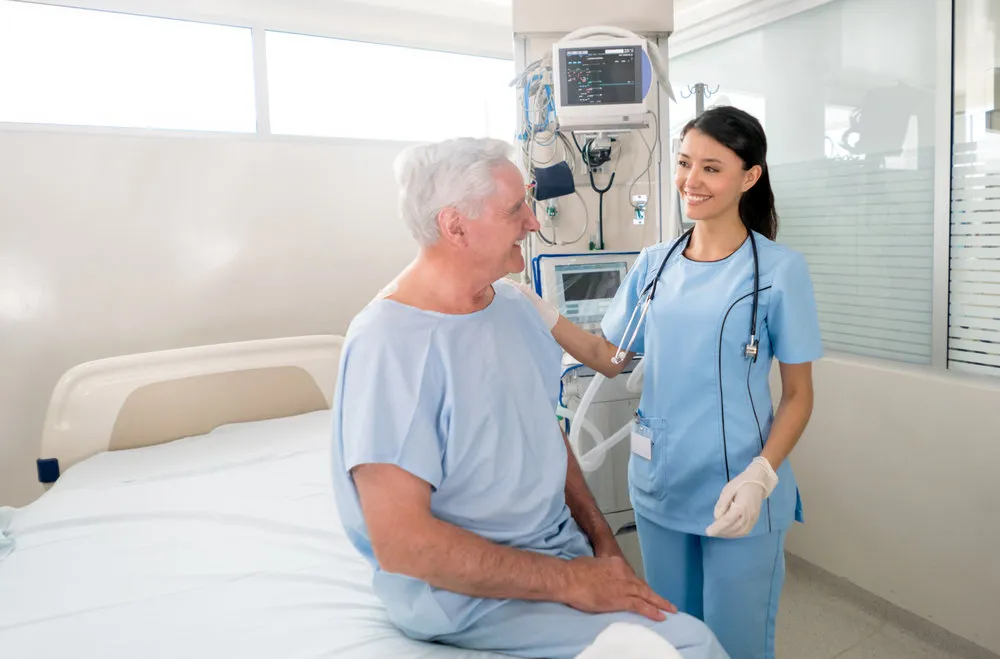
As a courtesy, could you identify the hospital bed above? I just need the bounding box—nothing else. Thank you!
[0,335,509,659]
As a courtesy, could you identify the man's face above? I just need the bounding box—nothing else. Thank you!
[461,161,540,276]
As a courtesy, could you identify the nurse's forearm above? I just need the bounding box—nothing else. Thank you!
[551,317,629,378]
[760,386,813,470]
[561,429,618,556]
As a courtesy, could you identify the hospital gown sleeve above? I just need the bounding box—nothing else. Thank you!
[339,332,445,490]
[768,251,824,364]
[601,248,652,354]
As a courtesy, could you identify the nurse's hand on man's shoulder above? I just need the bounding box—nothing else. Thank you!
[562,555,678,622]
[509,280,559,330]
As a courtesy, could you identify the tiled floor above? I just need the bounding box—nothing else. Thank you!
[777,556,997,659]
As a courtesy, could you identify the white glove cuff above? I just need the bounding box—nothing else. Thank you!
[511,280,559,330]
[751,456,779,496]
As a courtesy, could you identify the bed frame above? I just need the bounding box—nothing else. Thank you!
[37,334,344,483]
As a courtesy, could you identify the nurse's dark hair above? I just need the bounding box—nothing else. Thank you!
[681,106,778,240]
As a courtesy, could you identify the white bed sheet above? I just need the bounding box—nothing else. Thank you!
[0,410,508,659]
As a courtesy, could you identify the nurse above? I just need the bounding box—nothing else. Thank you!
[520,105,823,659]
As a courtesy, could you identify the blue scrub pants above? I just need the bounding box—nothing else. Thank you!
[432,600,730,659]
[635,514,785,659]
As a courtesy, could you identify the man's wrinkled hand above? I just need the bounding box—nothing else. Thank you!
[564,556,677,622]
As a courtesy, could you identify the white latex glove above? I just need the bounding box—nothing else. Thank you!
[705,457,779,538]
[509,280,559,330]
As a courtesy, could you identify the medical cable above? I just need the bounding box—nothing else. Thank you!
[628,111,660,214]
[553,190,591,245]
[515,63,593,249]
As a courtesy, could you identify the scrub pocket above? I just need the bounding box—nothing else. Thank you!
[627,415,670,501]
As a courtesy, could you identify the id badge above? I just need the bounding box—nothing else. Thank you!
[630,421,653,460]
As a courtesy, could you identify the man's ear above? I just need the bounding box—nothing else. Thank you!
[438,207,467,246]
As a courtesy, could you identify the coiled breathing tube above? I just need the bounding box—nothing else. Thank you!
[564,357,645,472]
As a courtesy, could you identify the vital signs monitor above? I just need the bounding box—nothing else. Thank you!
[551,37,652,131]
[534,252,638,334]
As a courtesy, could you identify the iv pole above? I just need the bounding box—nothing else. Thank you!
[674,83,720,232]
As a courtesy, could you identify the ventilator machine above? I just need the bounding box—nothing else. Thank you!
[511,0,677,571]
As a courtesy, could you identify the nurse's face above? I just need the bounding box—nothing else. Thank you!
[463,161,541,275]
[675,128,757,223]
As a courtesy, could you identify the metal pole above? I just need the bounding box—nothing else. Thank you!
[694,82,706,117]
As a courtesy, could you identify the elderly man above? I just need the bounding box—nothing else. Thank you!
[330,137,728,659]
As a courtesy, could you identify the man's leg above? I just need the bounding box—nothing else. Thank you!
[432,600,729,659]
[635,513,705,620]
[702,531,786,659]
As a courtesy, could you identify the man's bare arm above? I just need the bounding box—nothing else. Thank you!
[560,427,620,558]
[353,462,572,600]
[351,462,672,619]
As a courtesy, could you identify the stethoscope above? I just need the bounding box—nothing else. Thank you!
[612,227,761,365]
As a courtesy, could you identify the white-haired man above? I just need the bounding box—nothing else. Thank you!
[330,137,728,659]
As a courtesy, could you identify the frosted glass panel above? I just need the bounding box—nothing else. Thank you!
[950,0,1000,377]
[670,0,939,364]
[266,32,516,143]
[0,1,256,132]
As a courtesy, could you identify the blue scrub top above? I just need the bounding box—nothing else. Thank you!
[330,279,593,640]
[601,231,823,538]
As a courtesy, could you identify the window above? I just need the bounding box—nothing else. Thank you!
[950,0,1000,376]
[0,1,256,132]
[265,31,515,142]
[670,0,940,365]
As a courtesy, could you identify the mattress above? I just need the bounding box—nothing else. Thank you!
[0,410,508,659]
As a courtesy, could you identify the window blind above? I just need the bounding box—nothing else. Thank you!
[949,141,1000,376]
[772,153,935,364]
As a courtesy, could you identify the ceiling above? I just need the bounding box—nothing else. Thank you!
[338,0,714,27]
[339,0,510,24]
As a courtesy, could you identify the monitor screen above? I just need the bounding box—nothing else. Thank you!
[559,45,643,107]
[561,269,622,302]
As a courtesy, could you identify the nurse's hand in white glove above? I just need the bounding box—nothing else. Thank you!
[509,280,559,330]
[706,457,779,539]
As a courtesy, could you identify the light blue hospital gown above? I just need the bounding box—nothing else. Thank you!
[330,279,728,659]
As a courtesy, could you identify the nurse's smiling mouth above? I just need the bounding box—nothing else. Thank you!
[684,191,713,206]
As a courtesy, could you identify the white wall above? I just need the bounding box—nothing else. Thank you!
[0,128,419,507]
[774,359,1000,654]
[0,0,515,508]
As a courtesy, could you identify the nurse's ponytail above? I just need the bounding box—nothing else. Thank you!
[681,106,778,240]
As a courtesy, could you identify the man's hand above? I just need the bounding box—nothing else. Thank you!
[563,556,677,621]
[592,538,639,579]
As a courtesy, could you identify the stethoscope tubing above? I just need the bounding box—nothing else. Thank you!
[613,228,761,363]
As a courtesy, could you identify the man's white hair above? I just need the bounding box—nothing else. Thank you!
[393,137,517,247]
